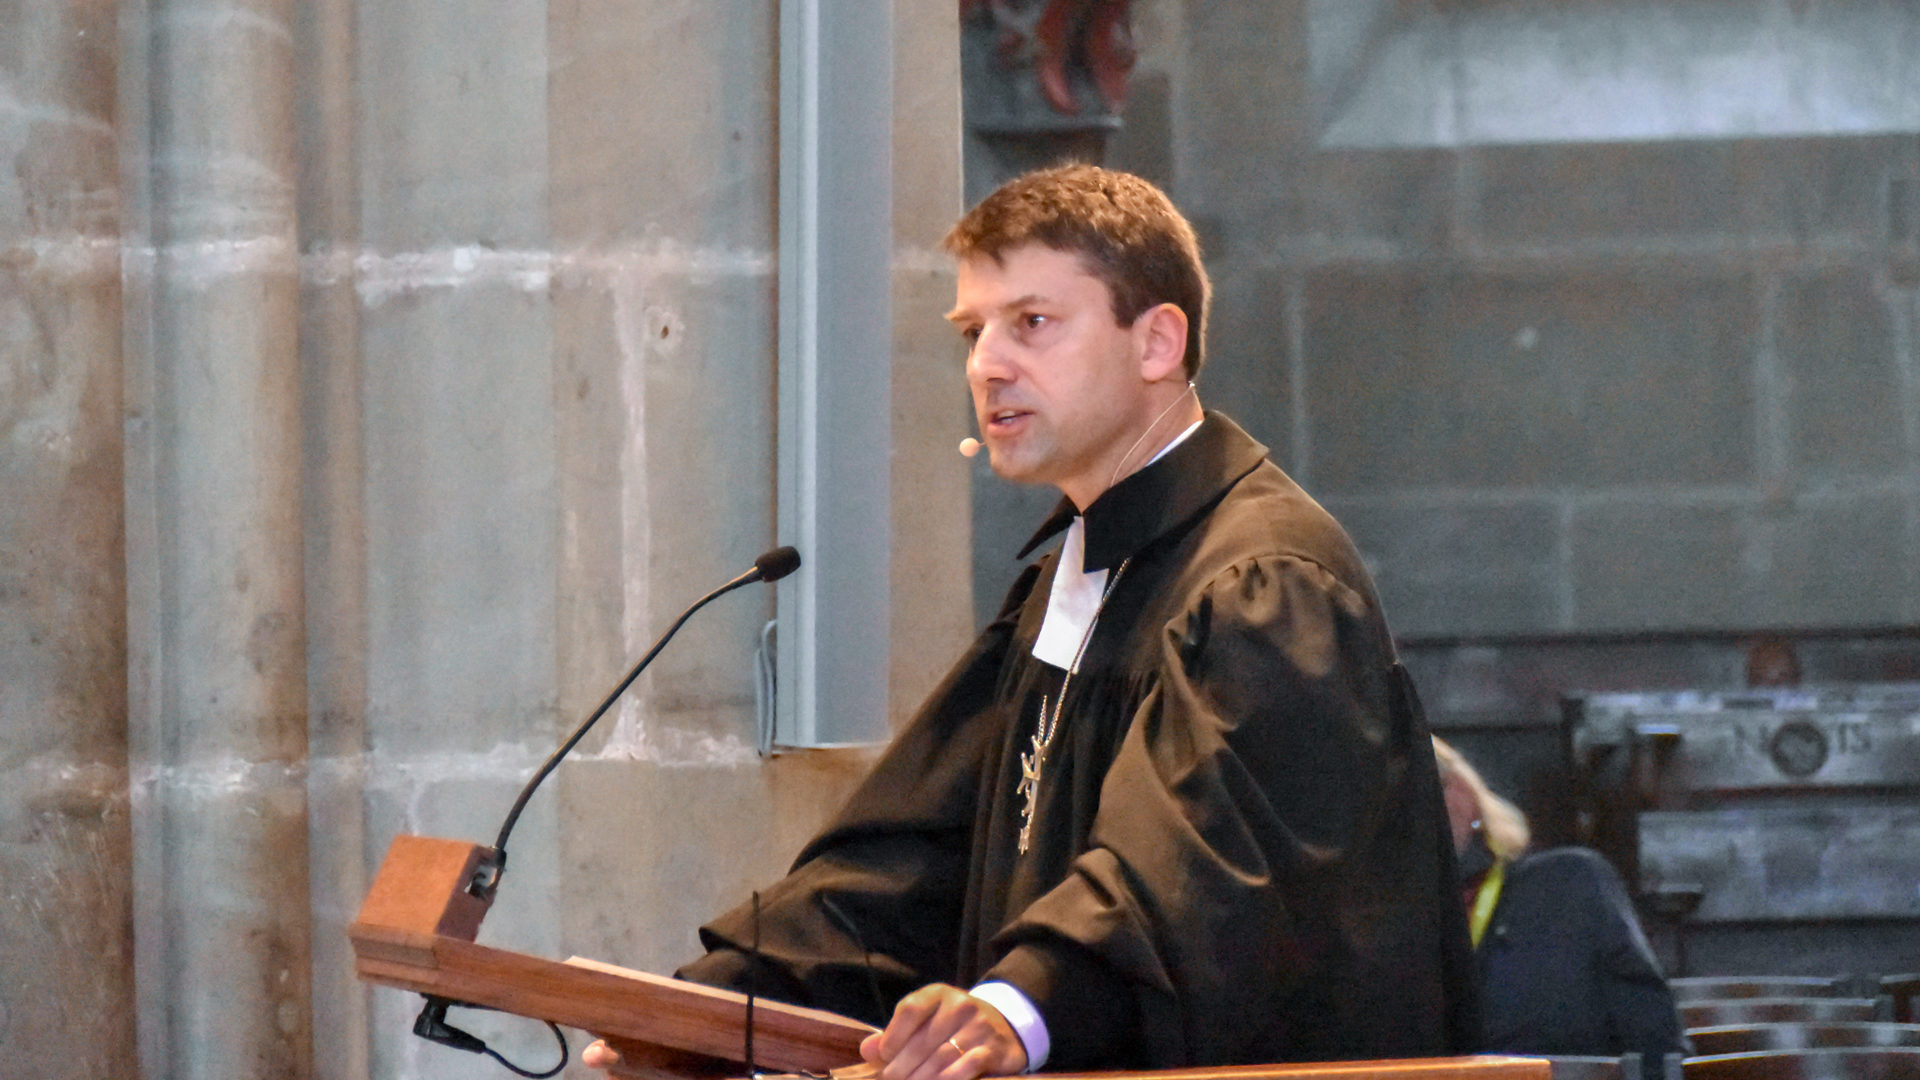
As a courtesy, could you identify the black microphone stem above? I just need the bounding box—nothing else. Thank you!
[479,558,782,896]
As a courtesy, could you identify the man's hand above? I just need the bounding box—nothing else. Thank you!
[582,1038,721,1079]
[861,983,1029,1080]
[582,1039,634,1077]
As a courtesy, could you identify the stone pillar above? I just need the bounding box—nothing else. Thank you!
[0,2,137,1077]
[123,0,314,1075]
[294,0,373,1075]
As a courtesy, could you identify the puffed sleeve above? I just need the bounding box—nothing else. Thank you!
[981,554,1461,1067]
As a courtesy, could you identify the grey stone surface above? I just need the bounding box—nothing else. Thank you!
[1201,266,1297,470]
[1561,491,1914,632]
[1326,496,1566,638]
[1320,1,1920,149]
[1177,2,1311,212]
[0,10,133,1077]
[1569,498,1750,630]
[1473,141,1745,249]
[293,6,373,1078]
[1746,491,1914,628]
[890,261,976,713]
[359,280,559,756]
[1735,136,1919,247]
[122,1,317,1077]
[1303,269,1759,492]
[1776,270,1904,482]
[549,1,776,250]
[1299,149,1457,257]
[559,752,876,978]
[356,0,549,249]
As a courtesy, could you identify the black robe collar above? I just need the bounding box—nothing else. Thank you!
[1014,411,1271,570]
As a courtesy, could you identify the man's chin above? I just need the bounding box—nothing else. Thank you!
[986,453,1042,486]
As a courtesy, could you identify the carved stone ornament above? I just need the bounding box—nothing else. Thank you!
[960,0,1137,134]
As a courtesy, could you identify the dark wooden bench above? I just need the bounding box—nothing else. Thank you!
[1688,1026,1920,1056]
[1683,1048,1920,1080]
[1673,979,1850,1003]
[1682,1000,1880,1030]
[1883,977,1920,1025]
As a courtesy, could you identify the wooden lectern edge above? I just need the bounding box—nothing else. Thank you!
[675,1056,1552,1080]
[352,837,1549,1080]
[563,955,878,1037]
[350,927,868,1072]
[1023,1058,1554,1080]
[347,920,443,967]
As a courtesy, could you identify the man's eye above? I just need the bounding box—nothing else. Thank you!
[961,326,982,345]
[1021,314,1046,330]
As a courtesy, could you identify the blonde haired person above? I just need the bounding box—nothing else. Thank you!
[1432,738,1686,1077]
[1432,735,1530,862]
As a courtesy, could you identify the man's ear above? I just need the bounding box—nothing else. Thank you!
[1135,303,1190,383]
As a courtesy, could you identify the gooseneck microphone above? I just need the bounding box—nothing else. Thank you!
[470,545,802,899]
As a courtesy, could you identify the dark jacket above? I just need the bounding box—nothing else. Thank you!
[1476,847,1688,1062]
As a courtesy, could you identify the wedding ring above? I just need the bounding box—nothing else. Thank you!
[948,1038,965,1056]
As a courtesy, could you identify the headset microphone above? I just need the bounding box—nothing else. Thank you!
[958,437,981,458]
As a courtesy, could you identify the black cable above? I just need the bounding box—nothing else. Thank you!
[480,1024,567,1080]
[480,549,799,899]
[819,894,887,1023]
[413,996,569,1079]
[745,890,760,1077]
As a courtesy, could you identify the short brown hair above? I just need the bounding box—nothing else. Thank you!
[943,164,1210,378]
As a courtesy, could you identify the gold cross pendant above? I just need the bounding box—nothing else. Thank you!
[1016,702,1051,854]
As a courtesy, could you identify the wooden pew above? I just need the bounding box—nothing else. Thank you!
[1681,1001,1879,1030]
[1688,1026,1920,1057]
[1683,1048,1920,1080]
[1673,980,1849,1003]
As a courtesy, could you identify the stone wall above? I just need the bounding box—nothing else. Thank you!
[0,1,136,1075]
[961,4,1920,982]
[973,0,1920,643]
[2,2,969,1077]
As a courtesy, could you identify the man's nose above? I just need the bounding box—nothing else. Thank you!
[966,326,1015,384]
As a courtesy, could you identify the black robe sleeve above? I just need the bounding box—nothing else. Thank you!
[983,554,1466,1067]
[675,565,1042,1027]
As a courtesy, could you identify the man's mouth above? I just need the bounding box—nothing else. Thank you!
[985,408,1031,433]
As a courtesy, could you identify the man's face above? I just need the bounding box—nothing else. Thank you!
[947,244,1158,507]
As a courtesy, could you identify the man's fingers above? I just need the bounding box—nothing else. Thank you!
[872,984,1026,1080]
[874,985,961,1080]
[583,1038,659,1079]
[583,1040,622,1069]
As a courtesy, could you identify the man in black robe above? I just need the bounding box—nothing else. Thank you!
[588,165,1475,1080]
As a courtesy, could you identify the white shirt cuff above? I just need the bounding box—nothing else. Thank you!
[969,980,1050,1072]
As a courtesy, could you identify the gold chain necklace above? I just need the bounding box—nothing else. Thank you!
[1017,557,1130,854]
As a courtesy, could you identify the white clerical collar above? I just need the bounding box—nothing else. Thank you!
[1032,419,1202,671]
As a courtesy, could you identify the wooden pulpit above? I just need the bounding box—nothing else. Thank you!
[349,834,872,1076]
[351,834,1552,1080]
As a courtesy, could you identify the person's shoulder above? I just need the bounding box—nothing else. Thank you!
[1191,461,1376,603]
[1510,846,1628,893]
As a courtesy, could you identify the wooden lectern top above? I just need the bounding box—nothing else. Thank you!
[351,835,872,1074]
[350,835,1550,1080]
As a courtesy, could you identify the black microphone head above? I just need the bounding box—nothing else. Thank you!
[754,545,802,583]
